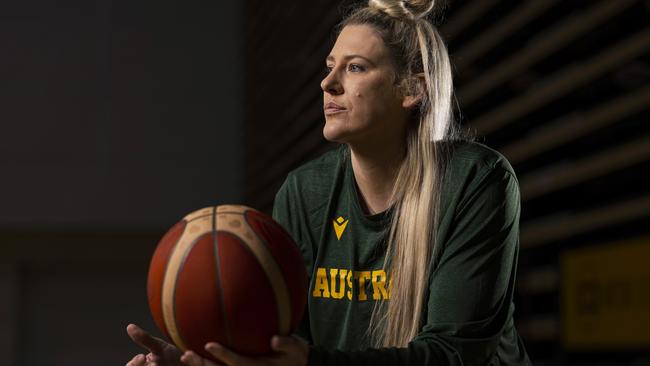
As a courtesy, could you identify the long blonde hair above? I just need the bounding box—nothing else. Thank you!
[340,0,469,347]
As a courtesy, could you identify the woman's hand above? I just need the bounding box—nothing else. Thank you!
[126,323,183,366]
[181,335,309,366]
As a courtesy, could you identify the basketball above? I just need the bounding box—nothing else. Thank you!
[147,205,308,360]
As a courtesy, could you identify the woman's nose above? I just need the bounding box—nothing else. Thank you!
[320,70,343,95]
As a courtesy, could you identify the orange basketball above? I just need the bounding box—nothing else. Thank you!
[147,205,308,360]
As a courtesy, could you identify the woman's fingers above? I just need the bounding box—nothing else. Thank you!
[125,353,146,366]
[180,351,200,366]
[271,335,310,364]
[204,343,242,365]
[181,350,221,366]
[270,335,305,352]
[126,323,165,355]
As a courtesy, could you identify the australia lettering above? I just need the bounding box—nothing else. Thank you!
[311,267,392,301]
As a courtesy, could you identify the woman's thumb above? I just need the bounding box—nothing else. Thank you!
[271,334,308,353]
[271,335,295,352]
[126,323,165,355]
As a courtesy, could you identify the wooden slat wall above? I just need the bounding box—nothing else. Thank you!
[245,1,649,364]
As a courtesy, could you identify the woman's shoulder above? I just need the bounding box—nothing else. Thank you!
[436,140,521,225]
[438,139,517,181]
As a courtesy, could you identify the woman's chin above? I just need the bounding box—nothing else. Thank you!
[322,124,349,143]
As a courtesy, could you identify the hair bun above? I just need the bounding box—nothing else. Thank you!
[368,0,435,21]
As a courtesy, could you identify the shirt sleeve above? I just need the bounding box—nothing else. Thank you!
[307,165,528,366]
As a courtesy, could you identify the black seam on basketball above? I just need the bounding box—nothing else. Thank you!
[174,230,211,350]
[243,210,291,329]
[213,206,233,348]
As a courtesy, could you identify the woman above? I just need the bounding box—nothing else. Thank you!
[126,0,531,365]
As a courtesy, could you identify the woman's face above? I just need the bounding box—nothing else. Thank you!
[321,25,410,146]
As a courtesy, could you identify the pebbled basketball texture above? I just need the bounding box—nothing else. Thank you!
[147,205,308,360]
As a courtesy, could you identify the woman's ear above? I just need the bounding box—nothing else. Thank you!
[400,74,425,109]
[402,94,421,109]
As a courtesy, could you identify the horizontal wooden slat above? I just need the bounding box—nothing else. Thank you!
[521,194,650,248]
[458,0,637,105]
[520,135,650,200]
[502,85,650,164]
[518,316,560,342]
[517,266,560,294]
[471,27,650,135]
[440,0,498,41]
[453,0,559,70]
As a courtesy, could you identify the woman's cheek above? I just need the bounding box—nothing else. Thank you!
[349,86,362,98]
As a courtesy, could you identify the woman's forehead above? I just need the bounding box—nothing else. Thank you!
[328,25,389,63]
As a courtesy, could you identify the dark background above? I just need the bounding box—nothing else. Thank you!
[1,0,649,365]
[0,0,243,364]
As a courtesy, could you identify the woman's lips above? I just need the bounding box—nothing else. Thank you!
[324,107,347,115]
[324,102,347,115]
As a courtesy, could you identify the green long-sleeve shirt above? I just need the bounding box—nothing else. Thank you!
[272,141,531,365]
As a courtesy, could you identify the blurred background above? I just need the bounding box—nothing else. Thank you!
[0,0,648,365]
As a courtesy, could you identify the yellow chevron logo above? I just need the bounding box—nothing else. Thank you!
[333,216,349,240]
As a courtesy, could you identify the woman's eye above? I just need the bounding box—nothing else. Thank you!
[324,65,333,75]
[348,64,365,72]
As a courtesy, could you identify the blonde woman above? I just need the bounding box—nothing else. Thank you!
[126,0,531,365]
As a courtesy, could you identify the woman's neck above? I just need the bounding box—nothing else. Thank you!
[349,140,405,215]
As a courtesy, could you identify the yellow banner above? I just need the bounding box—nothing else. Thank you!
[562,236,650,348]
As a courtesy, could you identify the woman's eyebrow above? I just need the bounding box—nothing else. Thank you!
[326,54,376,66]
